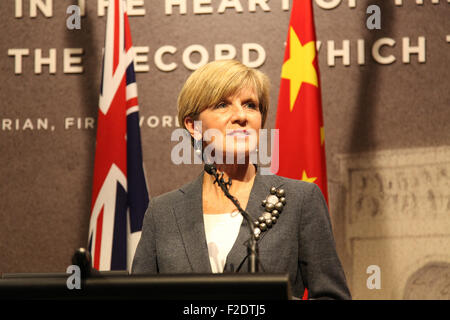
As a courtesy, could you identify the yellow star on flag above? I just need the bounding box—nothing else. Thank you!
[301,170,317,183]
[281,27,318,112]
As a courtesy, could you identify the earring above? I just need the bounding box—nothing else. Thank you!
[194,139,202,157]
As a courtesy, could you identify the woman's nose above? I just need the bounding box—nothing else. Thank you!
[230,103,247,124]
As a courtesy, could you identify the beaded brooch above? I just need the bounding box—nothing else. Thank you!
[253,187,286,240]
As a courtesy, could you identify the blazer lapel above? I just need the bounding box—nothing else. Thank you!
[172,169,285,274]
[224,172,285,272]
[173,172,212,273]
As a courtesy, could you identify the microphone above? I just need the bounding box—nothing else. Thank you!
[204,163,259,273]
[71,248,97,278]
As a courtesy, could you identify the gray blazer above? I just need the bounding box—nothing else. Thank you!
[132,170,351,299]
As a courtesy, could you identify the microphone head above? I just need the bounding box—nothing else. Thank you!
[72,248,92,278]
[204,163,216,175]
[72,248,91,266]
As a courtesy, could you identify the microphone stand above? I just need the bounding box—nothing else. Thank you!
[204,164,259,273]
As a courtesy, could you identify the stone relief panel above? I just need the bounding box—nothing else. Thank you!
[403,262,450,300]
[349,164,449,224]
[337,146,450,299]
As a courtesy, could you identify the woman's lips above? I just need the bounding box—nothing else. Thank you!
[226,129,250,136]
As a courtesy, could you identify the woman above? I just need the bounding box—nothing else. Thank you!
[132,60,351,299]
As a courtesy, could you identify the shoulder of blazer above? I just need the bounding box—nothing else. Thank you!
[149,172,203,209]
[258,173,316,193]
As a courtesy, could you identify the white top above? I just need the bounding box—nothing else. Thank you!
[203,211,243,273]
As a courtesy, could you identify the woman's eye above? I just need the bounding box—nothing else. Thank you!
[214,102,227,109]
[246,102,259,110]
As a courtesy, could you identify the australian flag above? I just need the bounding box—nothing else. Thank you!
[88,0,149,271]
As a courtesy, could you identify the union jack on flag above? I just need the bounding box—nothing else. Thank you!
[88,0,149,271]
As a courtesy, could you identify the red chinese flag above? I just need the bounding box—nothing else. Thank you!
[272,0,328,203]
[272,1,328,299]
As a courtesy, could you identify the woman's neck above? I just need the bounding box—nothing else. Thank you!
[214,163,256,182]
[203,163,256,198]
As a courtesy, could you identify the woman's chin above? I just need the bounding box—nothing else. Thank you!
[212,149,256,165]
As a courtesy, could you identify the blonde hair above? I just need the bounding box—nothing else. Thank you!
[177,60,270,129]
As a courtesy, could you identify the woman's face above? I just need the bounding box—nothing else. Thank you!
[188,86,262,163]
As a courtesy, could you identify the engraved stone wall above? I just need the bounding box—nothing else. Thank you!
[403,262,450,300]
[337,146,450,299]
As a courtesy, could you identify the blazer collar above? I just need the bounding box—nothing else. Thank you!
[173,171,212,273]
[174,168,285,273]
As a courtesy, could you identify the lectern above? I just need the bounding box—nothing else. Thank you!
[0,272,291,300]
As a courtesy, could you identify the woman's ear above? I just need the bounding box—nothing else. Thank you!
[184,116,195,138]
[184,116,202,140]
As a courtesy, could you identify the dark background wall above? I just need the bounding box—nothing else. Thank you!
[1,0,449,299]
